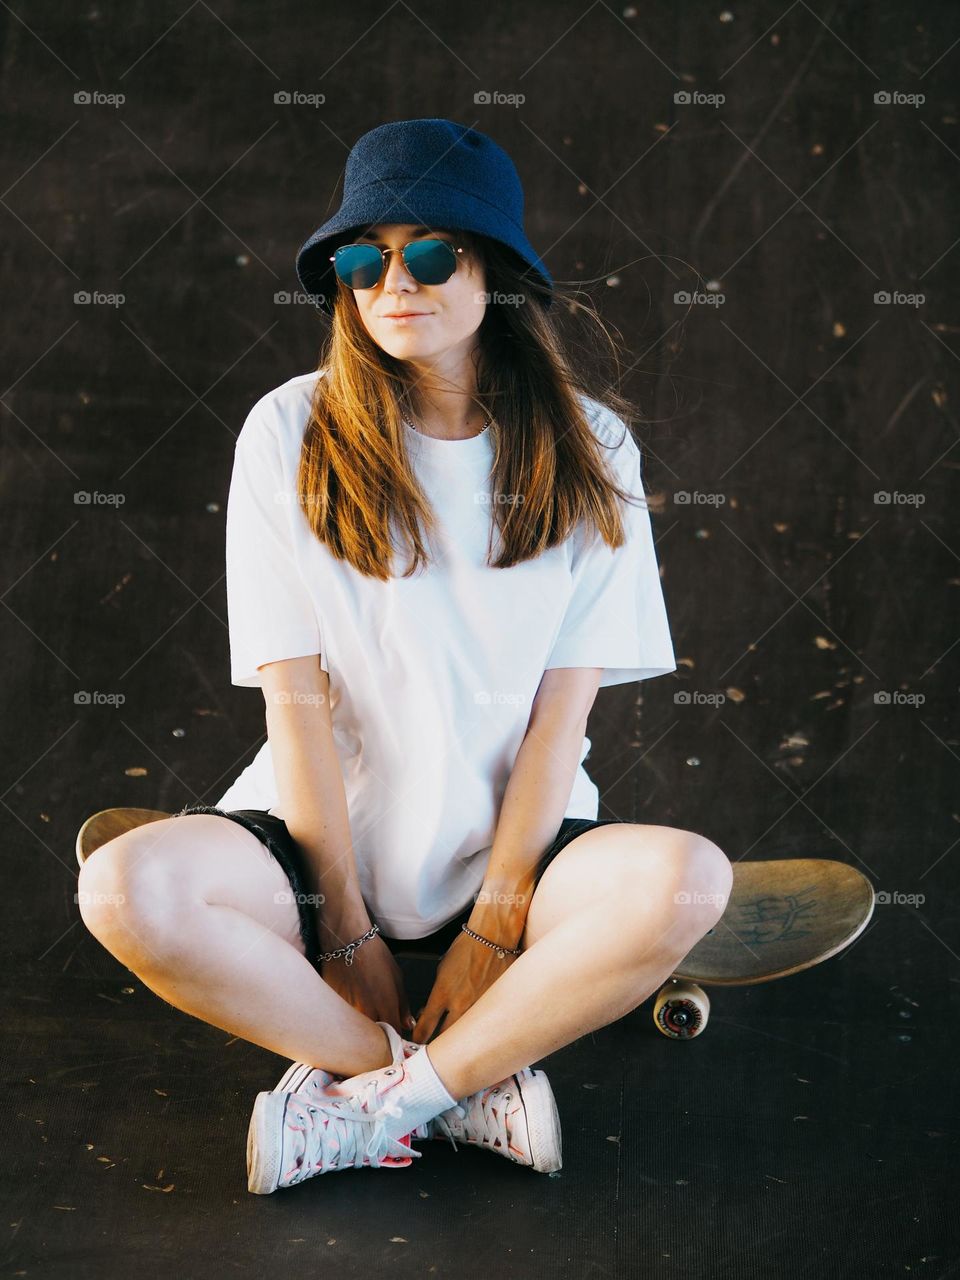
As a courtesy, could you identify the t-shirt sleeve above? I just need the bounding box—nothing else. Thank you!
[544,422,677,689]
[225,403,326,687]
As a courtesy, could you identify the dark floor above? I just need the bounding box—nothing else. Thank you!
[8,944,956,1277]
[3,1,959,1277]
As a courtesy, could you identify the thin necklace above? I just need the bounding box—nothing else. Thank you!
[403,414,491,438]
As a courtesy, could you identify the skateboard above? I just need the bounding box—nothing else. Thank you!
[652,858,875,1039]
[76,812,875,1043]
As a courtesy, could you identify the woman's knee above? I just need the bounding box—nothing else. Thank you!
[77,814,306,962]
[76,821,196,958]
[673,833,734,931]
[603,826,732,936]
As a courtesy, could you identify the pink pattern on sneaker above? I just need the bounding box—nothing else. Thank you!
[272,1031,425,1165]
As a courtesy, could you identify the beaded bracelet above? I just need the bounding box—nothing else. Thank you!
[460,922,522,960]
[316,922,380,967]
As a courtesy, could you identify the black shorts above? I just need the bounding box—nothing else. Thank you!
[172,803,622,967]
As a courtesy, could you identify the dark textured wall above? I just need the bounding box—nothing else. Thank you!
[5,5,953,859]
[2,4,957,1273]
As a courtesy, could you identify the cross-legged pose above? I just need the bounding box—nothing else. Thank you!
[77,117,732,1194]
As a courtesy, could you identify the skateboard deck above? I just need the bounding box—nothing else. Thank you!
[654,857,875,1038]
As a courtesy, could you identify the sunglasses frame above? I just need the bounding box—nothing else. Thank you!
[329,238,467,290]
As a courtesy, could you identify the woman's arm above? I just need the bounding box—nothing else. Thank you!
[258,654,371,951]
[410,666,605,1042]
[468,665,605,946]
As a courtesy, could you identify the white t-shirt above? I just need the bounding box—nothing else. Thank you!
[215,370,677,937]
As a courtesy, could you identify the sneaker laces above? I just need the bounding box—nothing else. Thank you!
[284,1072,422,1178]
[429,1082,515,1155]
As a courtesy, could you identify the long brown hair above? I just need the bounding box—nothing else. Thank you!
[296,229,648,580]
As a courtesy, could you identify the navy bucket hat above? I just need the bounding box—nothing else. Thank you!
[295,117,553,315]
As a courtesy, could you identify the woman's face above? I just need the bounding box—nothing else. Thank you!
[345,223,487,364]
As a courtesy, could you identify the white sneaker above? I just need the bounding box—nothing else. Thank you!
[427,1067,563,1172]
[276,1023,563,1173]
[273,1058,338,1095]
[247,1063,422,1194]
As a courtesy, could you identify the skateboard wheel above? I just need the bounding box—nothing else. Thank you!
[653,980,710,1039]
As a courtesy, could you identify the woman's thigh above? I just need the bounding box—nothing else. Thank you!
[520,822,732,949]
[77,813,306,960]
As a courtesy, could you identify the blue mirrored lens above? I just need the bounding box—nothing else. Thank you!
[403,239,457,284]
[333,244,383,289]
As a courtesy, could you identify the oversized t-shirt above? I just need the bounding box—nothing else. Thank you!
[215,370,677,937]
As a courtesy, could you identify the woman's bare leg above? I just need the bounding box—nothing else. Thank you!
[78,816,731,1103]
[77,814,393,1076]
[425,826,733,1100]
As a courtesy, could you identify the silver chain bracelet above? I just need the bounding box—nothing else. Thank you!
[460,922,522,960]
[316,922,380,967]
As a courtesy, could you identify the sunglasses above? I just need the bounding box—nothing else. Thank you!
[330,238,466,290]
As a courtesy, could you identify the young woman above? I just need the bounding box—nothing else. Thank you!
[77,118,732,1193]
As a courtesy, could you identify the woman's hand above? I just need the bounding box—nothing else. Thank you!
[410,927,518,1043]
[319,932,416,1038]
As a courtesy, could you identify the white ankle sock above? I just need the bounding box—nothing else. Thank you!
[378,1045,457,1141]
